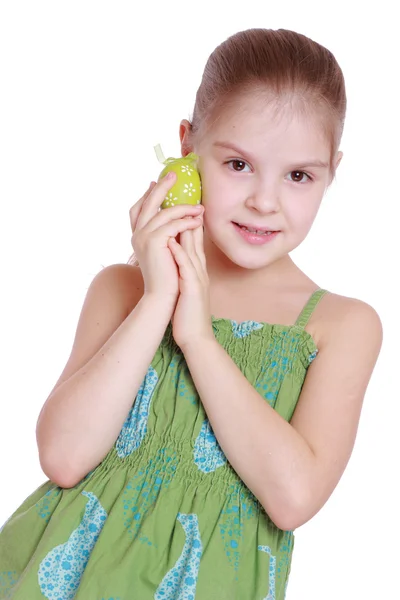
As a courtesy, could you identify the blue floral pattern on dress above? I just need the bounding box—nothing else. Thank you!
[276,530,293,586]
[116,365,158,458]
[231,320,264,338]
[308,350,318,364]
[258,545,276,600]
[35,488,62,522]
[0,570,18,596]
[194,419,227,473]
[168,356,199,406]
[122,449,178,540]
[155,513,203,600]
[255,331,299,407]
[38,491,107,599]
[219,484,258,576]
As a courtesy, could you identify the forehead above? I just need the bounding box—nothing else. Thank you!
[201,93,331,162]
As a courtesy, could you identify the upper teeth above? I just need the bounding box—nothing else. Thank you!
[240,225,272,235]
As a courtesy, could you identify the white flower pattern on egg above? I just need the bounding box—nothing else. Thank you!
[183,182,196,197]
[164,192,178,207]
[181,164,194,176]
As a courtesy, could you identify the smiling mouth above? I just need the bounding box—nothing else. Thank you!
[233,222,279,235]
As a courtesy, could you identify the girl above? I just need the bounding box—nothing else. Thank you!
[0,28,382,599]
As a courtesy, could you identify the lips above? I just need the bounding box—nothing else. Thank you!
[232,222,280,245]
[233,222,279,234]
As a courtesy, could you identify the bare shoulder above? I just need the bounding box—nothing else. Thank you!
[310,291,383,351]
[44,263,144,398]
[94,262,145,317]
[313,290,383,392]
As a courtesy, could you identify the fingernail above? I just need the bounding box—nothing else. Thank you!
[165,171,175,180]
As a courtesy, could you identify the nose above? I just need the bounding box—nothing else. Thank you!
[245,177,280,214]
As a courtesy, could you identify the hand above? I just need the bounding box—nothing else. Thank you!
[168,223,215,350]
[129,174,204,299]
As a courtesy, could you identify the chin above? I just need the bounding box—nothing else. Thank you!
[219,245,279,271]
[233,255,277,271]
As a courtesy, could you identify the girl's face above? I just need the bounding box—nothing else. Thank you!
[182,94,341,272]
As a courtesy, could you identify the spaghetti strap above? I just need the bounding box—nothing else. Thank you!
[295,289,328,329]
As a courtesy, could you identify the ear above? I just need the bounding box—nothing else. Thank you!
[328,150,343,186]
[179,119,194,157]
[335,150,343,170]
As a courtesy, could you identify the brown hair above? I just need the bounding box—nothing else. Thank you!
[128,28,346,265]
[191,28,346,173]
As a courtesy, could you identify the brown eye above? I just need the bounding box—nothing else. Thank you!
[228,160,249,172]
[289,171,309,183]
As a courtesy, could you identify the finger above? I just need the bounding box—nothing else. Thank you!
[129,181,155,225]
[168,238,195,282]
[136,172,177,230]
[182,226,205,279]
[144,203,203,234]
[130,182,156,233]
[192,223,207,272]
[155,215,203,243]
[180,228,195,258]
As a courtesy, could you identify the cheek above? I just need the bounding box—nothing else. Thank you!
[288,197,322,232]
[201,178,232,217]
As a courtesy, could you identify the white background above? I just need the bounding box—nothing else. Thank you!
[0,1,398,598]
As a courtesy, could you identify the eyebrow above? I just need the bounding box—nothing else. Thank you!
[213,141,329,169]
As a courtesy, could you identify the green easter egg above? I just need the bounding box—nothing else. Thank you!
[158,153,202,209]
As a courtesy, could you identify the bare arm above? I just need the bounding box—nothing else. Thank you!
[182,297,382,530]
[36,264,175,488]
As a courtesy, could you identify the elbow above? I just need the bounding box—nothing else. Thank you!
[37,440,86,489]
[260,487,316,531]
[268,508,310,532]
[39,452,81,489]
[36,427,86,489]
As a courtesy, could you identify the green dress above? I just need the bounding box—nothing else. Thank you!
[0,289,327,600]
